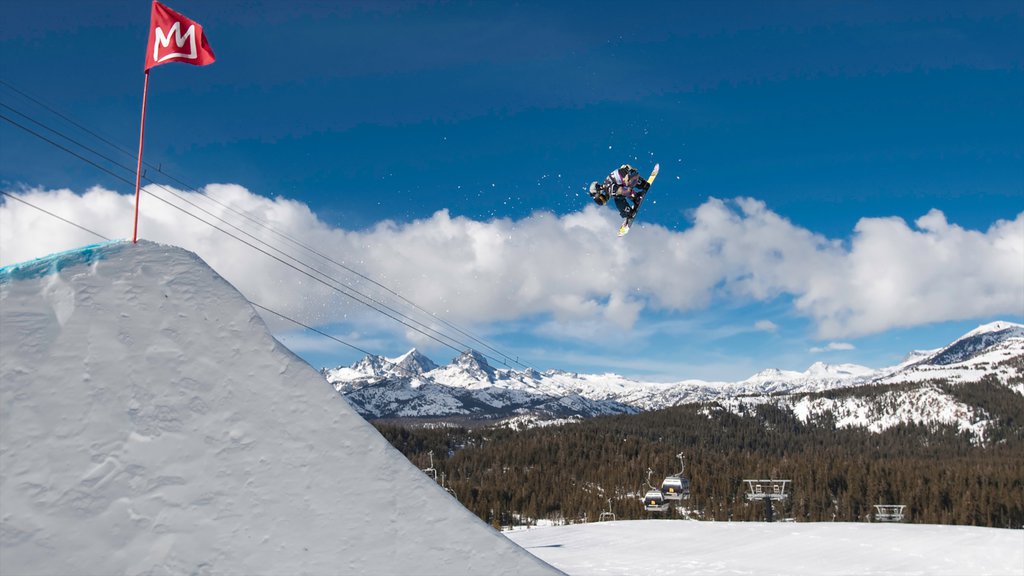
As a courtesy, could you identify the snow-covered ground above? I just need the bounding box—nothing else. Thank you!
[506,520,1023,576]
[0,241,557,575]
[2,240,1021,576]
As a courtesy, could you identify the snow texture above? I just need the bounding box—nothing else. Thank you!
[505,520,1023,576]
[0,240,558,576]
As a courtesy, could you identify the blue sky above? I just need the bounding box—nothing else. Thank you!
[2,0,1022,380]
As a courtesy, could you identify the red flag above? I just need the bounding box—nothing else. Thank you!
[145,2,215,70]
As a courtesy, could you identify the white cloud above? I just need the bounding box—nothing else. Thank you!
[809,342,856,353]
[754,320,779,332]
[3,185,1022,346]
[800,208,1024,338]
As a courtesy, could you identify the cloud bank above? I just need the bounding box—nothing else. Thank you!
[2,185,1021,345]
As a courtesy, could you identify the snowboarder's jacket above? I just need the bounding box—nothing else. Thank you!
[593,164,650,218]
[604,164,649,199]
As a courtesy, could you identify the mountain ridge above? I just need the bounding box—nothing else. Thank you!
[324,321,1024,437]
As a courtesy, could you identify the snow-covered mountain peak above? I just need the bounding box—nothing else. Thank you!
[451,349,497,382]
[805,361,832,375]
[743,367,803,384]
[351,354,388,376]
[804,361,875,379]
[923,321,1024,366]
[741,362,875,385]
[961,320,1024,339]
[899,349,941,367]
[391,348,439,374]
[326,319,1021,427]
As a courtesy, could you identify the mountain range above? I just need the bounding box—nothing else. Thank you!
[324,321,1024,438]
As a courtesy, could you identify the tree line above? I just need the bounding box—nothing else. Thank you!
[374,376,1024,529]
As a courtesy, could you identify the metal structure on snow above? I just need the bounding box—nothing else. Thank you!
[873,504,906,522]
[423,450,457,498]
[422,450,438,481]
[744,478,791,522]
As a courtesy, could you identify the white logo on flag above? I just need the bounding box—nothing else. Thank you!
[153,22,198,63]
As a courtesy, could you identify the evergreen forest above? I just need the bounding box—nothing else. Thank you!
[374,377,1024,529]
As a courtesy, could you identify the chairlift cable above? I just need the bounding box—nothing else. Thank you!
[0,80,527,369]
[0,103,527,370]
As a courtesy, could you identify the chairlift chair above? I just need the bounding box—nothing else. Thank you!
[599,498,616,521]
[643,488,670,512]
[660,475,690,501]
[660,452,691,500]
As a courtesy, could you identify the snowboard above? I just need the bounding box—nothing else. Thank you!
[618,163,659,237]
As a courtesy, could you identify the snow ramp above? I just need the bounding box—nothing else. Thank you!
[0,240,560,575]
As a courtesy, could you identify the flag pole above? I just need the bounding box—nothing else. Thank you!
[132,69,151,244]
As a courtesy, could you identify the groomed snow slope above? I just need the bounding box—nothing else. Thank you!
[506,520,1023,576]
[0,240,559,576]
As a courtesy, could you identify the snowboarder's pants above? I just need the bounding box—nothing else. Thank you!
[614,195,633,218]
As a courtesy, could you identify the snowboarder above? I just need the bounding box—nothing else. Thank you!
[588,164,651,220]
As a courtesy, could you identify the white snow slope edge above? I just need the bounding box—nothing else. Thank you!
[0,240,559,576]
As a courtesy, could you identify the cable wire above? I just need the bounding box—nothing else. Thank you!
[0,107,473,356]
[250,301,442,381]
[0,84,526,368]
[0,189,448,380]
[0,191,110,241]
[0,91,532,369]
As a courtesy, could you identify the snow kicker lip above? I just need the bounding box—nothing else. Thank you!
[0,240,126,283]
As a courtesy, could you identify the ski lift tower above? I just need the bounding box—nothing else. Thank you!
[423,450,437,481]
[744,479,790,522]
[439,471,457,498]
[423,451,457,498]
[873,504,906,522]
